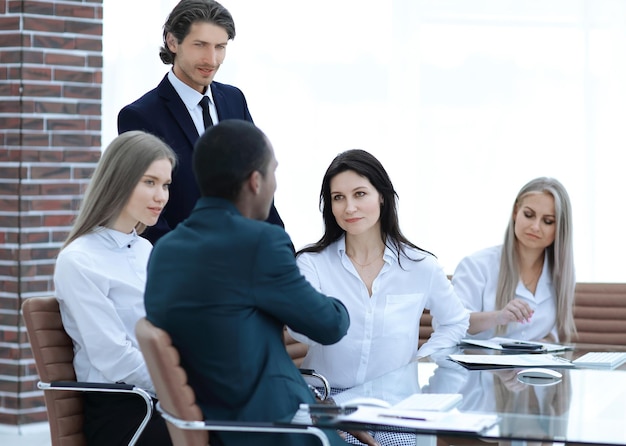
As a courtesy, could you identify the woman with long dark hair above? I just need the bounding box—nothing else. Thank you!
[290,149,468,392]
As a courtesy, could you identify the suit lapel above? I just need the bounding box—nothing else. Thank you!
[211,82,227,121]
[157,75,199,146]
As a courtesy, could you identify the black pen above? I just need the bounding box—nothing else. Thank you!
[378,414,428,422]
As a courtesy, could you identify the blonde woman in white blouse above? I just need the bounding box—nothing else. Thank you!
[452,177,576,343]
[54,131,176,446]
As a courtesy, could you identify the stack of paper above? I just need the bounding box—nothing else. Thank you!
[448,353,574,370]
[460,337,573,353]
[336,406,498,433]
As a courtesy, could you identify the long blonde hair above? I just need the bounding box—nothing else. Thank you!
[62,131,177,249]
[495,177,576,342]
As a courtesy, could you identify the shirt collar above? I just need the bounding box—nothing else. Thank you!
[515,250,553,297]
[95,226,139,249]
[334,234,396,264]
[167,69,215,111]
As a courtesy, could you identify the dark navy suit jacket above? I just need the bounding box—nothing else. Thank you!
[117,75,284,244]
[144,198,349,446]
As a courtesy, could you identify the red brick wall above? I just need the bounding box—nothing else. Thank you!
[0,0,103,426]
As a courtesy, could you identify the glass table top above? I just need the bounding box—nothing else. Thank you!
[296,344,626,445]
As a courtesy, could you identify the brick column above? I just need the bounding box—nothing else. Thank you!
[0,0,103,426]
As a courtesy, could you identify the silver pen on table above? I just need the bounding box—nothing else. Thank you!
[378,414,429,422]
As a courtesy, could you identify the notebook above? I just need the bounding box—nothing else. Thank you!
[572,351,626,369]
[335,406,499,433]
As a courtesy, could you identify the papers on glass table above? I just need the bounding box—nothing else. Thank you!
[335,406,499,433]
[302,393,493,434]
[448,353,574,370]
[303,393,463,418]
[460,337,573,353]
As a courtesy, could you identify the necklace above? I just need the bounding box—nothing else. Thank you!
[521,263,543,289]
[347,251,383,268]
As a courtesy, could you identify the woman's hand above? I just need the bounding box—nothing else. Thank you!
[468,300,534,334]
[497,298,534,326]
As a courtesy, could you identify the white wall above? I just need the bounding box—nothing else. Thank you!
[103,0,626,281]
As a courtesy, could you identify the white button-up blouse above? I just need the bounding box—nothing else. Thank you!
[54,227,155,393]
[289,236,469,389]
[452,245,557,342]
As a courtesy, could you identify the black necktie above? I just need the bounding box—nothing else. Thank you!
[199,96,213,129]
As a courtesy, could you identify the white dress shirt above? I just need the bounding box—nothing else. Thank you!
[167,69,218,135]
[54,227,155,393]
[452,245,558,342]
[289,236,469,389]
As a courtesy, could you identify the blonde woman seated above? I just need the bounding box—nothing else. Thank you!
[452,177,576,343]
[53,131,176,445]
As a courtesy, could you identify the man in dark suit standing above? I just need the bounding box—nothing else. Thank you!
[118,0,283,244]
[144,120,351,446]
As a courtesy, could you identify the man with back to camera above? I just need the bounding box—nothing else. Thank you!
[118,0,283,244]
[142,120,352,446]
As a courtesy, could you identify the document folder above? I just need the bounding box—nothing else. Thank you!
[460,337,573,353]
[448,353,574,370]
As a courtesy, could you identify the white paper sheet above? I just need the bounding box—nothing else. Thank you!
[336,406,499,433]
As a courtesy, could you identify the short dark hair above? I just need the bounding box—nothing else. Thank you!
[160,0,236,65]
[193,120,271,200]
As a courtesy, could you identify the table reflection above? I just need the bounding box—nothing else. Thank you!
[313,345,626,445]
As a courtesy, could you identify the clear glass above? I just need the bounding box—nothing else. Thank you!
[298,345,626,445]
